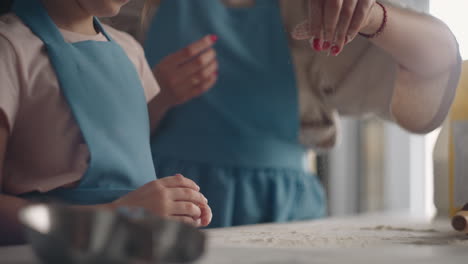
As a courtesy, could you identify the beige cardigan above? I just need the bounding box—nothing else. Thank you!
[104,0,460,149]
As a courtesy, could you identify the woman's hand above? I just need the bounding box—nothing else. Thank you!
[153,35,219,108]
[310,0,381,55]
[110,174,212,227]
[294,0,381,56]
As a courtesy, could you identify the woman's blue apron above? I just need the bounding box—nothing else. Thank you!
[13,0,157,205]
[145,0,326,227]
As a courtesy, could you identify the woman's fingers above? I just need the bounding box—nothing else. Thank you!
[179,75,217,103]
[194,74,218,94]
[322,0,343,50]
[184,59,218,88]
[175,59,218,101]
[160,48,216,87]
[309,0,324,51]
[162,35,217,68]
[156,51,218,106]
[175,48,217,84]
[305,0,376,56]
[150,32,220,108]
[292,20,312,40]
[332,0,358,55]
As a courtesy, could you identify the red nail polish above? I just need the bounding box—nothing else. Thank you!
[210,34,218,43]
[313,39,322,51]
[214,71,218,76]
[322,41,331,50]
[331,46,340,56]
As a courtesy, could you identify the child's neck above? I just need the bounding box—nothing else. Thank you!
[41,0,97,35]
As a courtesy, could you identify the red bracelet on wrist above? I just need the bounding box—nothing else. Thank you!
[359,2,387,39]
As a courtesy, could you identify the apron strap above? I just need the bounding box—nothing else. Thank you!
[13,0,114,45]
[93,17,114,42]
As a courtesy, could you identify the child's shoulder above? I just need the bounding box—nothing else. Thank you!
[102,24,141,50]
[0,13,39,44]
[102,24,145,62]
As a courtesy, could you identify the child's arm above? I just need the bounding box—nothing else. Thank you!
[0,115,211,245]
[0,113,31,245]
[0,176,212,245]
[148,35,218,135]
[147,89,172,134]
[0,195,31,245]
[304,1,460,133]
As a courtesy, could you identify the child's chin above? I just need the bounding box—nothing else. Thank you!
[97,7,122,18]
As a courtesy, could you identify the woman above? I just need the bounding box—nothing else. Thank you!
[110,0,461,227]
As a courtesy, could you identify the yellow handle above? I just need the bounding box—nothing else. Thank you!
[449,60,468,217]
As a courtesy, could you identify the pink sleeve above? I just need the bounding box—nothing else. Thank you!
[0,34,20,133]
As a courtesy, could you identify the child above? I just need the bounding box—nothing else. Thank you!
[0,0,212,245]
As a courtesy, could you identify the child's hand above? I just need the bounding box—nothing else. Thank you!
[110,174,212,227]
[152,35,219,107]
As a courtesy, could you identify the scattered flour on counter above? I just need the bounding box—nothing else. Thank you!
[361,225,439,233]
[209,224,468,249]
[211,229,379,248]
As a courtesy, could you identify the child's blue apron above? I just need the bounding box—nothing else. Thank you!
[145,0,326,227]
[13,0,157,204]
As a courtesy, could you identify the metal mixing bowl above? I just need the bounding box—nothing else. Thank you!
[19,204,206,264]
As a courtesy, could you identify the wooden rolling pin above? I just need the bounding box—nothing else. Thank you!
[452,203,468,233]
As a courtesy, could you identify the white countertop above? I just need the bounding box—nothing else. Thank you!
[1,212,468,264]
[207,212,468,249]
[200,212,468,263]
